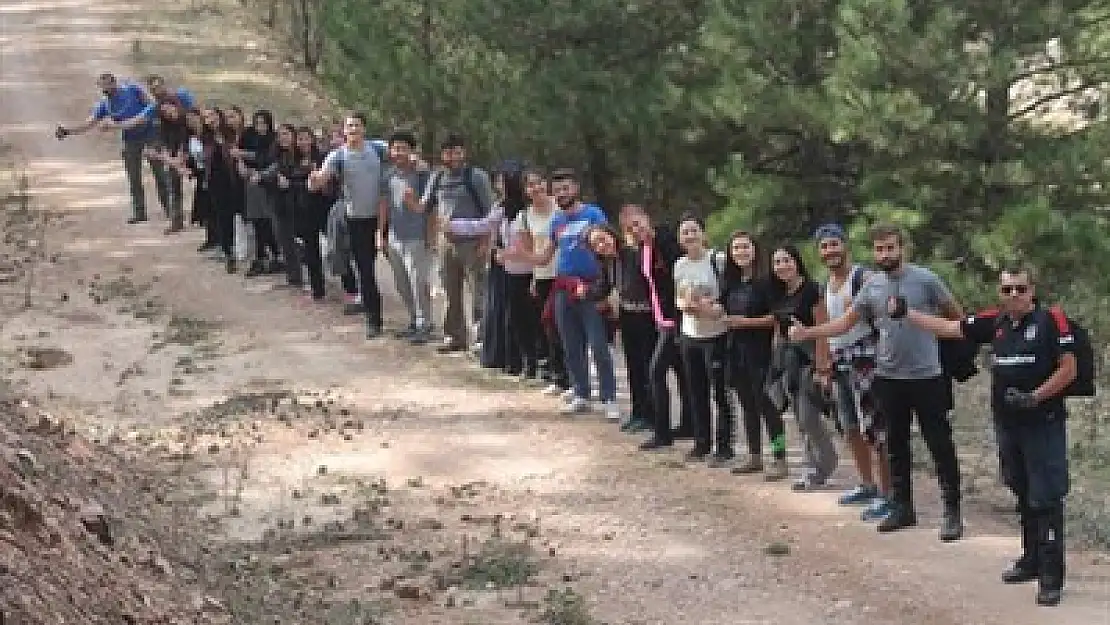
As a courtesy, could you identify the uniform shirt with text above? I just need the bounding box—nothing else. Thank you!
[960,306,1075,422]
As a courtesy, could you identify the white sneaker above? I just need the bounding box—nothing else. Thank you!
[601,401,621,421]
[560,396,590,414]
[561,388,576,403]
[542,383,563,396]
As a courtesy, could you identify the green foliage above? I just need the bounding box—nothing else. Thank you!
[299,0,1110,309]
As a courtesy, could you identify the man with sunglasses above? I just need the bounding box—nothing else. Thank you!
[898,266,1075,607]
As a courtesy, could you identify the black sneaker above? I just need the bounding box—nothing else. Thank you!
[1035,583,1062,607]
[437,342,465,354]
[244,262,265,277]
[408,327,430,345]
[366,325,384,339]
[684,446,711,462]
[939,506,964,542]
[126,216,148,225]
[638,437,673,451]
[707,450,735,468]
[1001,560,1038,584]
[877,508,918,533]
[393,324,417,339]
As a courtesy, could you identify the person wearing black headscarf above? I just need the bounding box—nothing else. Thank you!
[240,109,280,276]
[479,162,527,372]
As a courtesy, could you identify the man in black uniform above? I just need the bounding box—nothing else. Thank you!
[897,265,1076,607]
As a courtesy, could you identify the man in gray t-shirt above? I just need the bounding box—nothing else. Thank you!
[790,224,966,542]
[382,131,434,343]
[852,263,954,380]
[308,113,389,338]
[420,133,496,352]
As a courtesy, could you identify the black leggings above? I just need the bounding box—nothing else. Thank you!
[679,335,733,453]
[347,217,382,328]
[506,273,541,372]
[251,217,279,262]
[649,328,694,442]
[733,361,786,459]
[534,278,568,387]
[296,205,328,298]
[619,310,657,422]
[215,205,236,259]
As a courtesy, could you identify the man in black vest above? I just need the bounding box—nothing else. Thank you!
[901,265,1075,607]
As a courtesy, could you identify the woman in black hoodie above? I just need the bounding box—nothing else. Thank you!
[261,123,304,289]
[194,106,238,273]
[239,109,280,276]
[293,126,330,300]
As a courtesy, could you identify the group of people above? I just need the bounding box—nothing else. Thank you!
[56,72,1082,608]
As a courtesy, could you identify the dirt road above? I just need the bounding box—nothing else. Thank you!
[1,0,1108,623]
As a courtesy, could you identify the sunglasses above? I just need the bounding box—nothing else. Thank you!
[999,284,1030,295]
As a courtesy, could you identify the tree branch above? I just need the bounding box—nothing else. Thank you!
[1010,57,1110,85]
[1008,81,1097,121]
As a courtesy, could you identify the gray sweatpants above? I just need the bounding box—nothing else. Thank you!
[386,235,433,330]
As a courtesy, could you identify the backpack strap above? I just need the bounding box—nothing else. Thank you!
[709,249,724,283]
[1048,305,1071,334]
[850,265,867,296]
[462,166,489,216]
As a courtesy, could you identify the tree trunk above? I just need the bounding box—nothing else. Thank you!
[419,0,436,155]
[582,127,616,216]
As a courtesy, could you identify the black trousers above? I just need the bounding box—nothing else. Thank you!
[296,204,329,299]
[732,360,787,459]
[214,200,236,259]
[192,185,214,239]
[619,310,657,422]
[347,217,383,328]
[996,415,1068,584]
[872,375,962,514]
[506,273,541,373]
[648,328,694,443]
[680,334,733,453]
[251,218,279,263]
[534,278,568,388]
[271,199,300,286]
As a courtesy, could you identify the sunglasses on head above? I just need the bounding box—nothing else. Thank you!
[1000,284,1029,295]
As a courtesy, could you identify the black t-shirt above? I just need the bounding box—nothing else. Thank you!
[720,275,775,363]
[772,279,821,337]
[961,306,1075,421]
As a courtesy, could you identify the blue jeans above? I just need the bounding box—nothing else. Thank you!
[554,290,616,402]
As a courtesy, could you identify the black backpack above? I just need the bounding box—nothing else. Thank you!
[1046,306,1096,397]
[426,166,488,215]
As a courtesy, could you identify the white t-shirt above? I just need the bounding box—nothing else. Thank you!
[826,265,875,350]
[515,205,559,280]
[673,251,727,339]
[500,216,532,276]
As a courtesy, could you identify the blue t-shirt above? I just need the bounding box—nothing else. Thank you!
[550,203,607,279]
[173,87,196,111]
[92,82,156,142]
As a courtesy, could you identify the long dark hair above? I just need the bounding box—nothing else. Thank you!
[722,230,765,283]
[500,162,527,222]
[295,125,323,164]
[769,244,812,297]
[270,122,297,164]
[245,109,275,155]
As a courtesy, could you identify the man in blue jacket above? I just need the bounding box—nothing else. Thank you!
[55,73,164,225]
